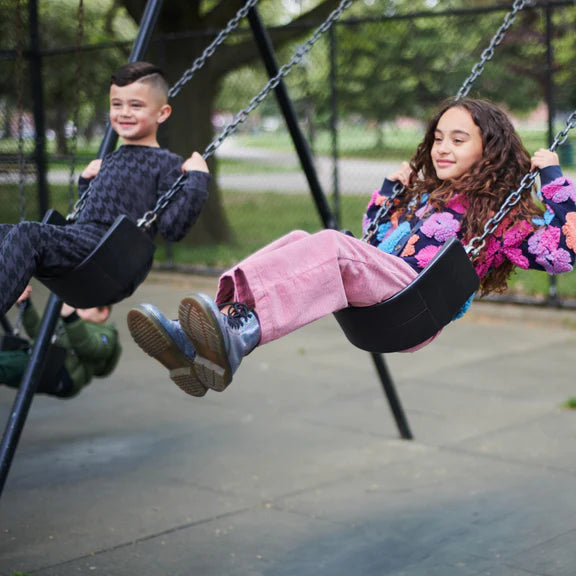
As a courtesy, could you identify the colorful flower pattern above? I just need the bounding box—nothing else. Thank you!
[363,172,576,283]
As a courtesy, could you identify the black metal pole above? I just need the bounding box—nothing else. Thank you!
[371,353,413,440]
[247,7,337,230]
[0,0,165,500]
[28,0,49,217]
[329,26,341,229]
[0,295,62,494]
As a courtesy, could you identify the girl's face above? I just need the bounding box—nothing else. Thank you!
[109,81,171,147]
[431,107,483,180]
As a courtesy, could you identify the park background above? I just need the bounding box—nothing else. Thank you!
[1,0,576,302]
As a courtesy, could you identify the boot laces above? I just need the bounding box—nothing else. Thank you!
[220,302,252,329]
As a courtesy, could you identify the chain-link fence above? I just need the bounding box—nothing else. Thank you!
[1,1,575,300]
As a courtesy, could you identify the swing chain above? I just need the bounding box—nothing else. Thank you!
[67,0,85,213]
[465,111,576,259]
[362,182,404,243]
[169,0,260,99]
[456,0,532,101]
[137,173,188,229]
[16,0,26,223]
[202,0,353,161]
[137,0,353,227]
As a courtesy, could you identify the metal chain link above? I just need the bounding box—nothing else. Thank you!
[201,0,353,161]
[16,0,26,222]
[168,0,259,99]
[465,111,576,258]
[138,0,354,230]
[366,0,531,242]
[67,0,84,213]
[362,182,403,242]
[456,0,532,100]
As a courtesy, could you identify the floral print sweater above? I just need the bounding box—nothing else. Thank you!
[363,166,576,279]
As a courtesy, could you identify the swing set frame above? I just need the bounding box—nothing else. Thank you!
[0,0,570,499]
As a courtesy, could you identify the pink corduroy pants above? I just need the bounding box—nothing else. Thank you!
[215,229,438,351]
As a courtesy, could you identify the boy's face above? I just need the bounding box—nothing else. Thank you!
[109,81,171,146]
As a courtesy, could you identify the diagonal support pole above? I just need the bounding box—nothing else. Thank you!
[0,0,165,499]
[246,6,412,440]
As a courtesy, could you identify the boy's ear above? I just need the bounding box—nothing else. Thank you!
[157,104,172,125]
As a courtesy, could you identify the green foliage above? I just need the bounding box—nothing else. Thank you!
[564,397,576,410]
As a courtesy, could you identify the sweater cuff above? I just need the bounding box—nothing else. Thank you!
[540,165,563,187]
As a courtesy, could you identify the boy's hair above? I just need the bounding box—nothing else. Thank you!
[111,61,169,101]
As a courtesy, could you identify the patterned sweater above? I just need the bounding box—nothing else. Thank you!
[363,166,576,279]
[76,145,210,242]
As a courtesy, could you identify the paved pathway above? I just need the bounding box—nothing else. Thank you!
[1,273,576,575]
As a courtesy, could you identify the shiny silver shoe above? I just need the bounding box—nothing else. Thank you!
[127,303,207,397]
[178,293,261,392]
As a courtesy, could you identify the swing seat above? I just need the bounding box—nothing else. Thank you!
[35,210,156,309]
[333,237,480,354]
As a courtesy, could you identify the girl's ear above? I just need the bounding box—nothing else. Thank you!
[157,104,172,125]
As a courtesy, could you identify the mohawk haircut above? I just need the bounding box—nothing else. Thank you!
[110,61,169,100]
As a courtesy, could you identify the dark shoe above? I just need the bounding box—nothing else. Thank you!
[178,293,261,392]
[127,304,207,397]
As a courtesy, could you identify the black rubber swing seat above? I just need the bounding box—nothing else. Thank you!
[333,237,480,354]
[35,210,156,309]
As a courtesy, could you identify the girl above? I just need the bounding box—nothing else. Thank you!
[128,98,576,398]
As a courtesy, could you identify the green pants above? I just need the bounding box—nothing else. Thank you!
[0,347,73,397]
[0,349,30,387]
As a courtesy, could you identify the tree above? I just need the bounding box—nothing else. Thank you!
[118,0,348,245]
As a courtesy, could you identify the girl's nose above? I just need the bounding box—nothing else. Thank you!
[437,140,450,154]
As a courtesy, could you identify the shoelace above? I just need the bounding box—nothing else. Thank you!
[220,302,252,328]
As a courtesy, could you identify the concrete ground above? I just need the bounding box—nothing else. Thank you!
[1,272,576,576]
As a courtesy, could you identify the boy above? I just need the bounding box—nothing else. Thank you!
[0,61,210,317]
[0,286,121,398]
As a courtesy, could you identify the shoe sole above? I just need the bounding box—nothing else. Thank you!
[178,295,232,392]
[127,307,207,398]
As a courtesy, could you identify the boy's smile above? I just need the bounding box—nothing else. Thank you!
[109,82,171,147]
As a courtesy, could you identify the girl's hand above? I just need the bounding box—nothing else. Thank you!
[388,161,413,187]
[81,159,102,179]
[182,152,209,173]
[531,148,559,172]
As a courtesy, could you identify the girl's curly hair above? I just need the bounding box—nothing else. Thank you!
[396,97,543,295]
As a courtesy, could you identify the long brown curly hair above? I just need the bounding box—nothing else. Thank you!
[396,97,543,295]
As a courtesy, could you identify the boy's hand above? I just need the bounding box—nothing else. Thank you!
[531,149,560,172]
[81,159,102,179]
[60,303,77,318]
[388,161,413,187]
[16,285,32,304]
[182,152,209,174]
